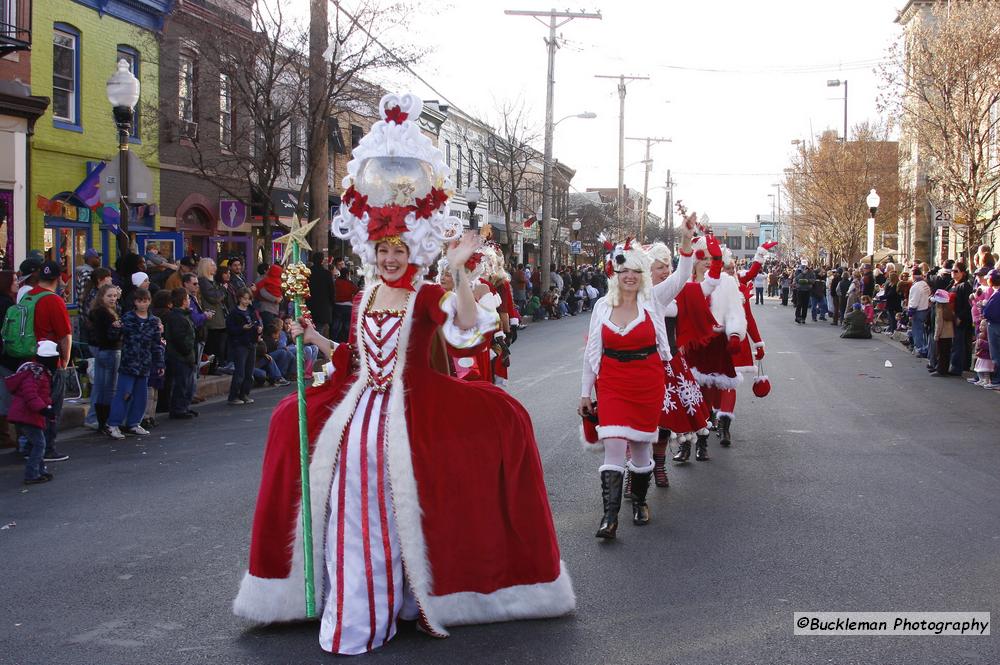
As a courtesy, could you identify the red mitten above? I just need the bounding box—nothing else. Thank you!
[762,241,779,251]
[755,345,765,360]
[727,335,742,355]
[705,235,724,279]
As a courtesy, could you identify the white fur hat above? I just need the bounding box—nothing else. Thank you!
[645,242,672,267]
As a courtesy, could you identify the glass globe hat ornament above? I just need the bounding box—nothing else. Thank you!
[333,92,460,277]
[356,157,434,208]
[106,58,141,109]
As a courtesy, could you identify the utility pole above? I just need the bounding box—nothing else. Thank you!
[595,74,649,234]
[626,136,670,241]
[665,170,675,251]
[506,8,602,292]
[308,0,330,253]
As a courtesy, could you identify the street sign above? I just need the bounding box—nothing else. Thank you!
[931,204,953,227]
[220,199,247,228]
[100,152,154,204]
[570,241,582,255]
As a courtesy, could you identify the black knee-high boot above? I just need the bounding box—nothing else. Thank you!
[596,469,624,539]
[719,415,732,447]
[631,470,652,525]
[695,433,710,461]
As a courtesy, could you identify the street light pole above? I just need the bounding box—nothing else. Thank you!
[626,136,670,241]
[827,79,848,142]
[465,186,481,230]
[506,8,601,293]
[106,59,141,259]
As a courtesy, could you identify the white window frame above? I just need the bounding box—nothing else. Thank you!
[178,54,195,123]
[53,28,78,124]
[220,71,233,150]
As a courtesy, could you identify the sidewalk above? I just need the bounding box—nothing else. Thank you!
[57,374,276,435]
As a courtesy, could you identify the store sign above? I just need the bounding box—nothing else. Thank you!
[570,241,582,255]
[220,199,247,228]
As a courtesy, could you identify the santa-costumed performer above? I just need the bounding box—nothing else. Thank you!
[579,225,694,539]
[644,242,716,471]
[723,243,776,447]
[684,234,747,460]
[436,250,501,381]
[232,93,574,656]
[482,243,516,387]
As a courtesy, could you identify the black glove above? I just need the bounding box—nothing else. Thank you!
[492,336,511,368]
[41,406,55,418]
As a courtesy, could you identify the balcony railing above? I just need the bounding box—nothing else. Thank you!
[0,0,31,57]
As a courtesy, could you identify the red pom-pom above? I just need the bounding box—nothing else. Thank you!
[752,375,771,398]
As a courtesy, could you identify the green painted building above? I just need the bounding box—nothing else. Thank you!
[30,0,170,306]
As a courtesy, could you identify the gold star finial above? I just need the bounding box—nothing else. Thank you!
[274,214,320,264]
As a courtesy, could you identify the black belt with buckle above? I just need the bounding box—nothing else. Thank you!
[603,345,658,362]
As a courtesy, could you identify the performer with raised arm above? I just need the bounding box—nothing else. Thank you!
[579,221,694,539]
[233,95,574,655]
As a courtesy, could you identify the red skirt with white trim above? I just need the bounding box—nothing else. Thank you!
[685,332,743,390]
[659,354,711,437]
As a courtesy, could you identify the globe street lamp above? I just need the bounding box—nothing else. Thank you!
[106,59,141,257]
[866,188,880,264]
[465,185,481,230]
[571,219,582,268]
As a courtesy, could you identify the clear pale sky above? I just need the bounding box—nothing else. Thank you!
[363,0,905,224]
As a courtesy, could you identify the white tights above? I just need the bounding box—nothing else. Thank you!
[600,438,654,473]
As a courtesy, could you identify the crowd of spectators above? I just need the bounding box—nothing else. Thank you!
[0,247,363,483]
[768,244,1000,390]
[509,263,607,321]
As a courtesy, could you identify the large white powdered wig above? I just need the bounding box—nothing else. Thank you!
[605,240,652,306]
[333,93,463,280]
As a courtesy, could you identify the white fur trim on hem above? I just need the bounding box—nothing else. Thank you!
[233,571,313,624]
[690,367,744,390]
[424,561,576,627]
[596,425,659,443]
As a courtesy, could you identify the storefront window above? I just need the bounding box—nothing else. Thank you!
[43,224,89,305]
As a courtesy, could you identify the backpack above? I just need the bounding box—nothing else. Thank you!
[1,291,56,358]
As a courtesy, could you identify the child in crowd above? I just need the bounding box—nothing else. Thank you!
[970,268,996,386]
[5,340,59,484]
[930,289,955,377]
[860,295,875,325]
[281,317,318,379]
[226,288,262,405]
[144,289,172,428]
[106,289,165,439]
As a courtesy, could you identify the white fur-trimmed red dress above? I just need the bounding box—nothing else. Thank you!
[233,282,574,654]
[581,253,694,444]
[685,272,748,390]
[659,282,717,440]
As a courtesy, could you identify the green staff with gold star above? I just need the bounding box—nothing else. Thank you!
[274,213,320,617]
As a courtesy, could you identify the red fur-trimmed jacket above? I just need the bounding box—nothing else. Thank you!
[4,361,52,429]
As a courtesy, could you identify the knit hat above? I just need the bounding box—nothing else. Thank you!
[131,271,149,287]
[930,288,951,303]
[37,340,59,358]
[852,303,862,310]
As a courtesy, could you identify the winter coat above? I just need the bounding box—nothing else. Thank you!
[950,279,974,329]
[840,309,872,339]
[796,269,816,292]
[306,263,334,327]
[199,276,228,331]
[119,311,165,377]
[164,308,197,366]
[88,307,123,350]
[934,301,955,340]
[226,306,262,348]
[4,362,52,428]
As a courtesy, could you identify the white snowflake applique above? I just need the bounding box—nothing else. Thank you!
[676,377,704,416]
[663,382,679,413]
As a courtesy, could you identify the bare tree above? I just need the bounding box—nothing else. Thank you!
[880,0,1000,253]
[784,124,910,265]
[158,0,421,262]
[464,101,543,259]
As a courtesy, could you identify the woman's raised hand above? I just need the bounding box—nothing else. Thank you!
[446,231,481,269]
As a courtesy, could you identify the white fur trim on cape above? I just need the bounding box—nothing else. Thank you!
[710,273,747,340]
[689,367,744,390]
[596,424,659,443]
[424,561,575,627]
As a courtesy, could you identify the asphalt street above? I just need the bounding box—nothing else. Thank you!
[2,297,999,665]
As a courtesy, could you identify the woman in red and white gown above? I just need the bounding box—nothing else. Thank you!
[579,226,694,539]
[234,236,573,654]
[644,242,716,474]
[233,93,572,655]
